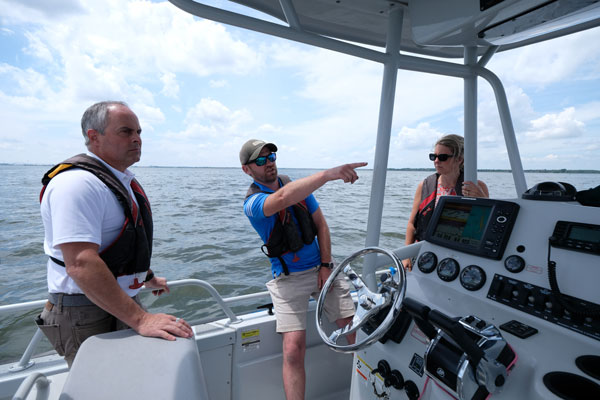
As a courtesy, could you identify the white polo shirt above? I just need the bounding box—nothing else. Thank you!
[41,152,147,296]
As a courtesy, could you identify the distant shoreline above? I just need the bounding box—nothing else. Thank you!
[387,168,600,174]
[2,163,599,174]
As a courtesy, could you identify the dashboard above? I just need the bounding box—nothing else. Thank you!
[351,195,600,400]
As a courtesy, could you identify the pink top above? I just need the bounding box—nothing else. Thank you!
[435,181,457,205]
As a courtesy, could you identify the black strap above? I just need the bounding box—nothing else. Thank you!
[472,385,489,400]
[496,344,515,367]
[49,256,66,267]
[278,256,290,276]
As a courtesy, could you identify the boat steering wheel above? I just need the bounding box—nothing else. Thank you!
[316,247,406,352]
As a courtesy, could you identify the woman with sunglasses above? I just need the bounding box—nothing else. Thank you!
[404,134,489,269]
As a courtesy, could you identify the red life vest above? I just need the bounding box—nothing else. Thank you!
[40,154,153,277]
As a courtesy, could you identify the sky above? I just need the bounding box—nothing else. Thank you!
[1,0,599,170]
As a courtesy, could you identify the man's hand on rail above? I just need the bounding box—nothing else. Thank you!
[136,312,194,341]
[144,275,170,296]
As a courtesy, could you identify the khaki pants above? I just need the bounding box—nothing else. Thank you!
[35,294,140,367]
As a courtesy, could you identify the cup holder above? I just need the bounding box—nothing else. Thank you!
[576,355,600,380]
[543,371,600,400]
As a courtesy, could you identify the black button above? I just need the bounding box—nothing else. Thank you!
[495,375,505,387]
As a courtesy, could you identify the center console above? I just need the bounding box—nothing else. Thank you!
[350,195,600,400]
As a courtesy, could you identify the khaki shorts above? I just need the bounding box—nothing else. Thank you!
[266,267,355,333]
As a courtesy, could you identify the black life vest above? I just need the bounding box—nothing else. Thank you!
[413,172,463,241]
[40,154,153,277]
[245,175,317,275]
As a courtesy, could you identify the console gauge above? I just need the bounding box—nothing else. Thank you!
[504,255,525,273]
[460,265,486,291]
[437,258,460,282]
[417,251,438,274]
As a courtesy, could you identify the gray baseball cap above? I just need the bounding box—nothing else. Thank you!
[239,139,278,165]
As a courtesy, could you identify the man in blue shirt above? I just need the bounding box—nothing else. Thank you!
[240,139,367,400]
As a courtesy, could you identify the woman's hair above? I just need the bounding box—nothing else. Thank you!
[435,134,464,169]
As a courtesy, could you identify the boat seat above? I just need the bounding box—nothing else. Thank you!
[60,329,208,399]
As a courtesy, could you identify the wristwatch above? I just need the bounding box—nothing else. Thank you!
[144,270,155,282]
[319,262,334,270]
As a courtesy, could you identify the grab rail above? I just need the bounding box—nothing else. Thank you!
[2,265,396,373]
[1,279,271,373]
[8,330,44,373]
[0,279,269,318]
[11,372,50,400]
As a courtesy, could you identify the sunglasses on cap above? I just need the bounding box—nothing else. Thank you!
[249,152,277,166]
[429,153,454,162]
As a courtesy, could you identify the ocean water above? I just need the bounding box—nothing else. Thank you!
[0,165,597,363]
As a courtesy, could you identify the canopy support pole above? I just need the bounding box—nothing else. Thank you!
[362,7,404,290]
[464,46,478,184]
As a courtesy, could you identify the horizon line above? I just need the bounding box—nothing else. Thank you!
[2,163,599,174]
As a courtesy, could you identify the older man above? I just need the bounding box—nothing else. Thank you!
[240,138,366,400]
[37,101,193,367]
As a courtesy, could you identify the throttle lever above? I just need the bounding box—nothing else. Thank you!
[402,297,437,340]
[428,309,485,367]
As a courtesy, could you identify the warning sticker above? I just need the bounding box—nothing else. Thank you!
[355,355,371,381]
[242,329,260,340]
[241,329,260,351]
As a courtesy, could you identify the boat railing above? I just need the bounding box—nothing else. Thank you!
[11,372,50,400]
[0,279,271,373]
[1,245,422,374]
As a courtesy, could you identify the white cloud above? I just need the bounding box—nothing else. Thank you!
[0,63,51,97]
[209,79,228,88]
[489,28,600,86]
[525,107,585,140]
[0,0,271,165]
[0,0,86,25]
[573,101,600,122]
[2,0,265,102]
[261,43,465,167]
[160,72,179,99]
[0,0,598,170]
[584,142,600,151]
[255,124,283,135]
[185,98,251,129]
[392,123,447,151]
[159,98,253,145]
[23,31,54,62]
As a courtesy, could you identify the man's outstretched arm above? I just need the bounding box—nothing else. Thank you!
[263,162,367,217]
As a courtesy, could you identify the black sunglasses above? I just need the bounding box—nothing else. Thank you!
[250,152,277,166]
[429,153,454,162]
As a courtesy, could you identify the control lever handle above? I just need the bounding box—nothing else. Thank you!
[403,298,486,367]
[428,309,485,366]
[401,297,437,339]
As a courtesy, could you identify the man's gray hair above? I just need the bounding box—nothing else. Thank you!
[81,101,129,146]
